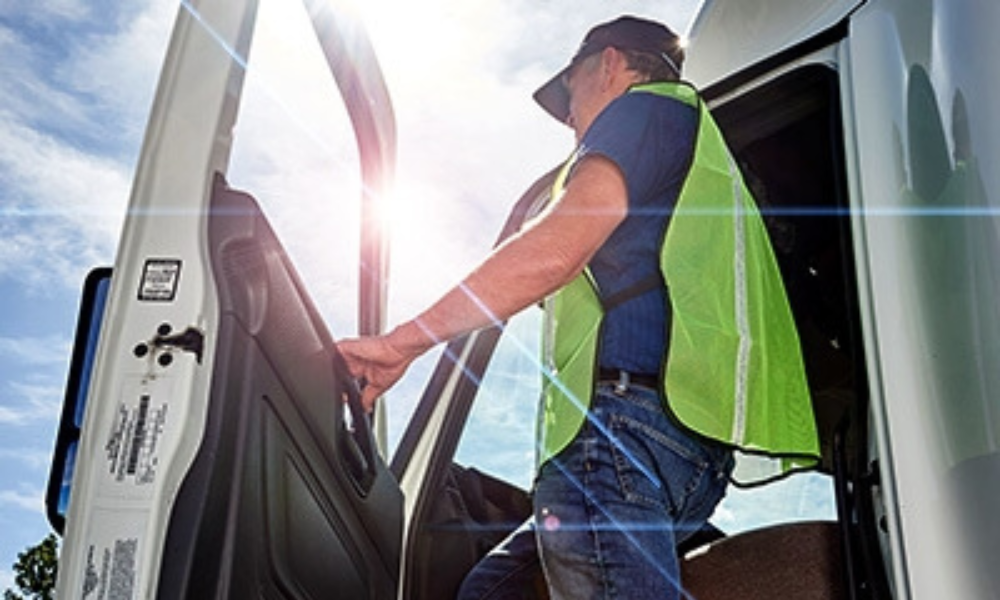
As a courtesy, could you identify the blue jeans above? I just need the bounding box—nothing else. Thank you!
[457,382,733,600]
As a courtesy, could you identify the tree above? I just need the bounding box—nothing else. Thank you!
[3,534,58,600]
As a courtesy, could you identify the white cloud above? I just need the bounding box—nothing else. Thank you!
[0,112,128,292]
[0,569,13,595]
[61,0,176,138]
[0,0,89,22]
[0,2,173,147]
[0,335,72,367]
[0,25,91,133]
[451,312,542,489]
[0,0,177,295]
[0,448,53,471]
[0,485,44,513]
[0,380,62,426]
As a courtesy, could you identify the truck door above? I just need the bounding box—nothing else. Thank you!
[47,0,403,597]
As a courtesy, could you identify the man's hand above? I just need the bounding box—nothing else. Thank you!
[337,323,432,412]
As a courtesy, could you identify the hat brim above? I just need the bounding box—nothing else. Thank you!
[533,67,572,124]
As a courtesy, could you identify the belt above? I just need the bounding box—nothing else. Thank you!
[598,368,660,392]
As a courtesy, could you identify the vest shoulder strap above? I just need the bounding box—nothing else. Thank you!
[596,272,663,312]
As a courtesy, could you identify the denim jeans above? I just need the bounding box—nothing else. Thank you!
[457,382,734,600]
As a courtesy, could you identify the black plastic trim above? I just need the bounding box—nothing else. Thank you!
[45,266,112,535]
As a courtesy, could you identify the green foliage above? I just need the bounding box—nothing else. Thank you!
[4,534,58,600]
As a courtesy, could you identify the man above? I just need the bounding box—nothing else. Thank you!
[338,15,818,599]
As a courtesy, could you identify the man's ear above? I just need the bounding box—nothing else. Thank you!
[600,46,619,70]
[599,46,622,88]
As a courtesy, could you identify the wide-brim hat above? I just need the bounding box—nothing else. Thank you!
[533,15,683,124]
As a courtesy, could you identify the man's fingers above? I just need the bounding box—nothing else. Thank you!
[361,386,382,414]
[336,335,408,411]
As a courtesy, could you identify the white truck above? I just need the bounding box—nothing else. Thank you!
[47,0,999,598]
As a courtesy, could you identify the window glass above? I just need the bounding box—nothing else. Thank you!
[712,472,836,534]
[450,299,838,528]
[227,0,363,343]
[453,308,542,491]
[448,299,838,526]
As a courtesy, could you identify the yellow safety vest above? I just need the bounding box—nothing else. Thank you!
[539,82,820,484]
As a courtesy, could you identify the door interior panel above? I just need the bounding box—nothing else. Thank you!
[155,175,402,598]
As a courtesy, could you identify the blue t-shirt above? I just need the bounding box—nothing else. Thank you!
[573,89,697,375]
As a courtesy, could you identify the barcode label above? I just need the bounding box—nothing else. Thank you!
[105,390,167,487]
[126,396,150,476]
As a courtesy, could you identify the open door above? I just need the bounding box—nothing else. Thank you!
[50,0,403,597]
[151,176,401,598]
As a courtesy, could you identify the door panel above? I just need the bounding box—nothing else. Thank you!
[154,177,402,598]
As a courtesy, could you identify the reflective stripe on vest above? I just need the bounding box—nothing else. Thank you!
[538,82,820,483]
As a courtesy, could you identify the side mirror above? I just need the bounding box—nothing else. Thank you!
[45,267,112,534]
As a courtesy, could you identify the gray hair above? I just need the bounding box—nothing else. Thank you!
[622,48,684,82]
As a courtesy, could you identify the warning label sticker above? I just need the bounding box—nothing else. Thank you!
[137,259,181,302]
[80,510,145,600]
[82,538,138,600]
[104,383,168,490]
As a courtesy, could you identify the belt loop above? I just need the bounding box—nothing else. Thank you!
[614,370,630,396]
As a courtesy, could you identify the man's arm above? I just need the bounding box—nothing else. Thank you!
[338,155,627,409]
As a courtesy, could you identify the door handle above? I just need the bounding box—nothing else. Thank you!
[333,351,377,495]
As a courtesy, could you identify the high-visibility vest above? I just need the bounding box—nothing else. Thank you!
[539,82,820,483]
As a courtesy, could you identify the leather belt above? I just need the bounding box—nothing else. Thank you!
[598,368,660,392]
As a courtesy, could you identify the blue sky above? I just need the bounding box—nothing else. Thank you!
[0,0,833,590]
[1,0,178,588]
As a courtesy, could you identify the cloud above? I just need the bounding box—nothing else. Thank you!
[0,0,174,150]
[0,448,53,471]
[59,0,176,146]
[0,24,92,137]
[0,335,72,367]
[0,115,128,293]
[0,380,62,426]
[0,0,176,296]
[0,0,89,23]
[0,485,44,513]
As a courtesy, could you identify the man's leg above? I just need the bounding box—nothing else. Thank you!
[457,519,548,600]
[533,384,732,600]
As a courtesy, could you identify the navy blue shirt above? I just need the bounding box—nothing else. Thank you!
[573,89,697,375]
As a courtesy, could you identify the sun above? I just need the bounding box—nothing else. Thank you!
[368,178,440,263]
[369,175,481,316]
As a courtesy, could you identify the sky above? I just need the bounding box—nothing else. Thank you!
[0,0,833,590]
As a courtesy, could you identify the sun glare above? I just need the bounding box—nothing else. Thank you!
[371,179,439,261]
[356,0,451,60]
[371,175,479,314]
[354,0,496,89]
